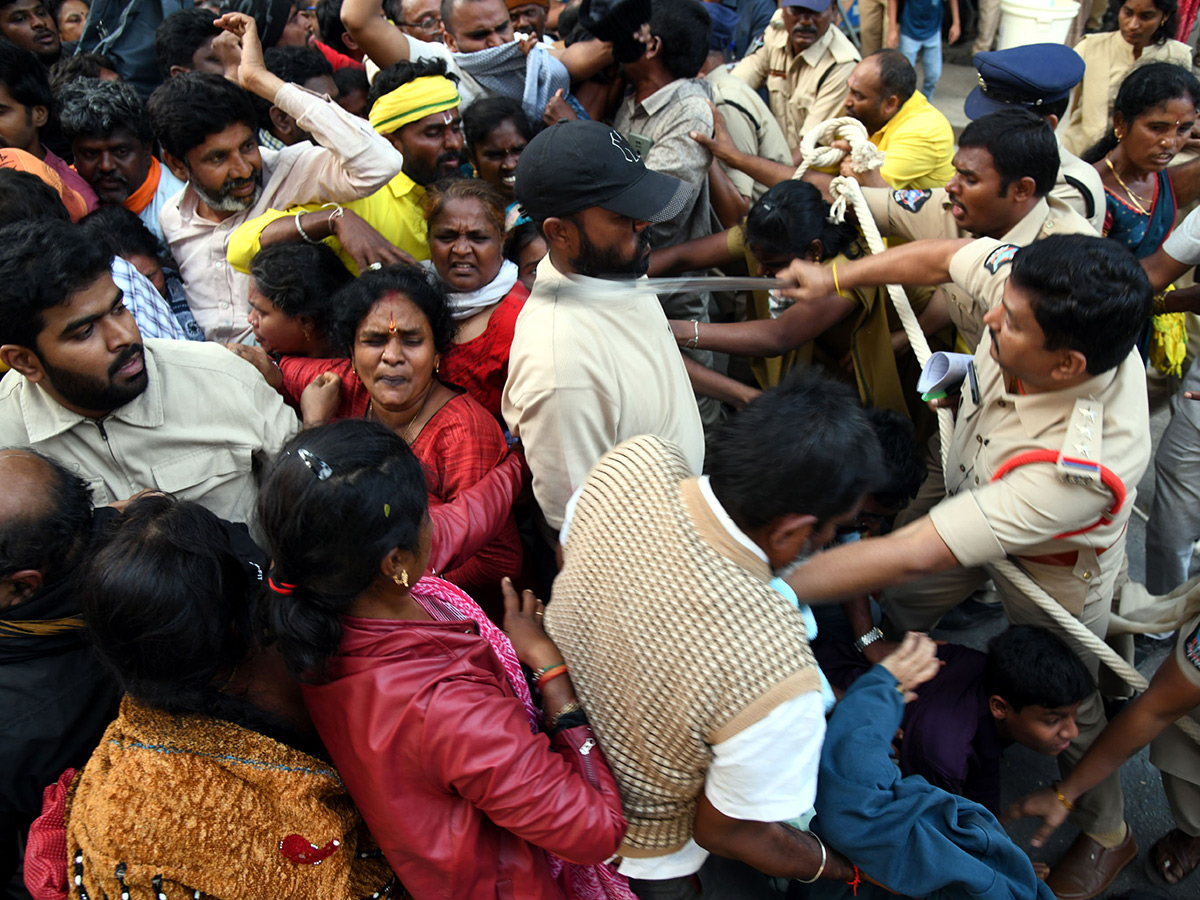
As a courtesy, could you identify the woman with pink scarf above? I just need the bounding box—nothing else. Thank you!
[256,418,633,900]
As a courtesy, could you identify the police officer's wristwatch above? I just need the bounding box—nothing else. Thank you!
[853,627,884,654]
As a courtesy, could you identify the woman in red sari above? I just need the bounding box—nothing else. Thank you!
[301,265,522,620]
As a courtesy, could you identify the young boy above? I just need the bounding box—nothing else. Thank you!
[0,37,96,210]
[817,625,1095,814]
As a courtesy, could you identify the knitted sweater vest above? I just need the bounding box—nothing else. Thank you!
[546,435,822,858]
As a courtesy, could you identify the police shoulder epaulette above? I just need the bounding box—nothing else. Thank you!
[1057,398,1102,486]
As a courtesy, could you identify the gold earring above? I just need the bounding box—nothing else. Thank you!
[393,570,409,588]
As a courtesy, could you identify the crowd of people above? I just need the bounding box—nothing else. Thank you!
[2,0,1200,898]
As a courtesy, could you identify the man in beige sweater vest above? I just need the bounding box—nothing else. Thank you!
[547,369,884,898]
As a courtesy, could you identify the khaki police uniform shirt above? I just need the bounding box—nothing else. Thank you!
[705,65,792,200]
[862,189,1097,349]
[924,238,1152,616]
[1053,137,1105,233]
[731,10,859,151]
[0,340,299,525]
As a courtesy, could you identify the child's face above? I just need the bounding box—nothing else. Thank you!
[991,698,1080,756]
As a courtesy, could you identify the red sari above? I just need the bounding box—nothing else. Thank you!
[276,362,521,614]
[410,391,523,617]
[441,282,528,421]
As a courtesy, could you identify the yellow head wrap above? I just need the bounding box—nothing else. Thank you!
[369,75,461,134]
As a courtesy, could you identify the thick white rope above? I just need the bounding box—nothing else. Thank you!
[798,121,1200,736]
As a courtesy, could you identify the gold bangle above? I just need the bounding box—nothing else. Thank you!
[1053,783,1076,812]
[549,700,582,729]
[831,263,844,297]
[1153,291,1168,316]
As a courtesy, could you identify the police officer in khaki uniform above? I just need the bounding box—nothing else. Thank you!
[857,107,1097,351]
[780,233,1153,900]
[965,43,1105,234]
[731,0,858,157]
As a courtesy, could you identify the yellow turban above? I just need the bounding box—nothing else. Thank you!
[369,75,461,134]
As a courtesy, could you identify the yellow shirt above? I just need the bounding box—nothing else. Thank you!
[869,91,955,189]
[226,170,431,276]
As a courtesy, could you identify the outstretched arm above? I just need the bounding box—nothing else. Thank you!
[670,290,857,358]
[682,356,761,411]
[1142,245,1196,292]
[547,39,614,81]
[342,0,412,67]
[690,101,796,190]
[777,238,972,305]
[708,160,752,228]
[785,516,960,604]
[428,451,528,573]
[648,228,737,276]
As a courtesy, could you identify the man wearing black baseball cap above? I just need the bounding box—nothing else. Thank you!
[501,119,706,539]
[965,43,1104,233]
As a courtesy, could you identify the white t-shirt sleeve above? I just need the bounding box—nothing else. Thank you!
[704,692,826,822]
[1163,205,1200,265]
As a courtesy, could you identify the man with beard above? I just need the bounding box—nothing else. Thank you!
[0,0,59,65]
[779,234,1152,899]
[0,219,298,525]
[148,11,401,342]
[545,370,885,898]
[58,78,186,244]
[731,0,857,161]
[225,57,465,274]
[501,120,705,537]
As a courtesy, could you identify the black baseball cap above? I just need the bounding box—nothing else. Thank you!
[515,119,691,224]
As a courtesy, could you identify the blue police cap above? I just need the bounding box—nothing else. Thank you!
[964,43,1086,119]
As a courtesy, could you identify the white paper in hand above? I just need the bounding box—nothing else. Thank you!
[916,351,974,396]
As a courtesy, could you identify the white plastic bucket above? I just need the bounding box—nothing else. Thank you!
[995,0,1080,50]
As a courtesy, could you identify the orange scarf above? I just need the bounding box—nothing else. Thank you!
[121,155,162,215]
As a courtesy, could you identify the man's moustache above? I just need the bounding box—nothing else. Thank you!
[108,345,144,378]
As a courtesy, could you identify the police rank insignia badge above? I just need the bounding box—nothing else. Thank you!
[984,243,1019,274]
[892,189,932,212]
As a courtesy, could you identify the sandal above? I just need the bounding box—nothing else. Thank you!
[1148,828,1200,885]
